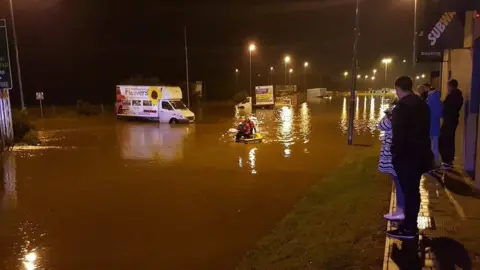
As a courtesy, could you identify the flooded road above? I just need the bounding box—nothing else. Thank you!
[1,96,394,269]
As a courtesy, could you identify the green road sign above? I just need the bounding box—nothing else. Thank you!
[0,19,12,89]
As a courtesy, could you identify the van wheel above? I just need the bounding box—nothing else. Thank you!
[170,119,179,124]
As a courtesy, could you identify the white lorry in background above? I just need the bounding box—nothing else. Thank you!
[307,88,328,99]
[236,96,252,111]
[116,85,195,124]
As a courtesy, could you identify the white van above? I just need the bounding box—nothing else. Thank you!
[236,97,252,111]
[116,85,195,123]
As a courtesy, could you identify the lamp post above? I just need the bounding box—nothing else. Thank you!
[289,69,293,85]
[303,62,309,90]
[347,0,360,145]
[235,69,239,92]
[382,58,392,86]
[284,56,291,85]
[249,43,256,97]
[413,0,418,66]
[269,66,274,85]
[7,0,25,110]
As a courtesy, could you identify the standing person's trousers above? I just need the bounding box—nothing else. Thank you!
[431,136,440,165]
[394,162,423,231]
[439,120,458,164]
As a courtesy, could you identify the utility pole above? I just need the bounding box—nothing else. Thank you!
[348,0,360,146]
[184,26,190,108]
[8,0,25,110]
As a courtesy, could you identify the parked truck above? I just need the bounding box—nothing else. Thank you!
[116,85,195,123]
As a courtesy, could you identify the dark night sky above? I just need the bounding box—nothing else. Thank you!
[1,0,417,105]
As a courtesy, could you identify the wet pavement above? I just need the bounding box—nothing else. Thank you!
[1,96,393,269]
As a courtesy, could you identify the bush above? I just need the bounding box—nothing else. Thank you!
[23,130,40,145]
[232,91,248,104]
[12,109,35,143]
[77,100,100,116]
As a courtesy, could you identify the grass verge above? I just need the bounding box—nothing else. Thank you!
[236,151,391,269]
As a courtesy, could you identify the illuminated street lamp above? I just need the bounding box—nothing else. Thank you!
[373,69,377,75]
[284,56,291,85]
[357,74,361,79]
[303,62,309,88]
[365,75,369,79]
[416,76,420,80]
[421,73,426,78]
[235,68,239,92]
[289,68,293,85]
[371,76,376,81]
[344,71,349,78]
[248,43,256,97]
[269,66,274,85]
[382,58,393,86]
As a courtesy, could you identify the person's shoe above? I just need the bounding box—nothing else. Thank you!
[386,228,418,240]
[384,212,405,221]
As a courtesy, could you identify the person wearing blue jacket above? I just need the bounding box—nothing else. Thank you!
[426,85,443,166]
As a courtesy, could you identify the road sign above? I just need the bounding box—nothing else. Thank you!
[36,92,44,100]
[0,19,12,89]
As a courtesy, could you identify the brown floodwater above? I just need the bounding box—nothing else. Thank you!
[0,96,392,270]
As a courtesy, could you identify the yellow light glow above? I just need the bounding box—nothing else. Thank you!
[284,56,291,63]
[382,58,393,64]
[373,69,377,74]
[344,71,348,77]
[235,68,239,73]
[371,76,376,81]
[289,68,293,73]
[249,43,256,52]
[270,66,274,71]
[304,62,309,67]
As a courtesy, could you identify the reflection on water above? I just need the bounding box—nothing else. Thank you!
[339,96,395,138]
[248,148,257,174]
[117,124,193,162]
[0,99,390,269]
[2,153,46,270]
[2,153,17,210]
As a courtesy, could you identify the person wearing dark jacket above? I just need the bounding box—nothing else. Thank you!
[387,76,433,240]
[439,79,464,170]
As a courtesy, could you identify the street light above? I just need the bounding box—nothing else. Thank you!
[269,66,274,85]
[371,76,376,81]
[289,68,293,85]
[357,74,361,79]
[416,76,420,80]
[303,62,309,89]
[284,56,291,85]
[344,71,349,78]
[235,69,239,92]
[365,75,369,79]
[248,43,256,97]
[373,69,377,75]
[382,58,393,86]
[421,73,426,78]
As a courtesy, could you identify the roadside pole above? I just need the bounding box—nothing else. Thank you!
[36,92,44,118]
[184,26,190,108]
[348,0,360,146]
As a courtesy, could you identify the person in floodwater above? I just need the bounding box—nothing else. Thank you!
[236,119,251,142]
[235,117,256,142]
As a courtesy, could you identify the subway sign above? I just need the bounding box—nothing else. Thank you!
[417,1,467,62]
